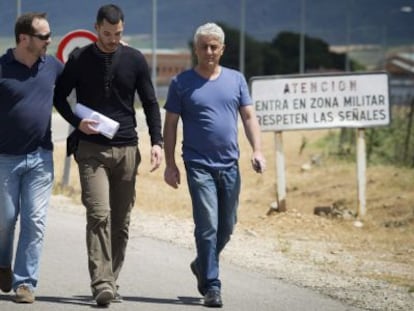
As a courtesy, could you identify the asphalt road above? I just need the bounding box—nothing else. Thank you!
[0,197,363,311]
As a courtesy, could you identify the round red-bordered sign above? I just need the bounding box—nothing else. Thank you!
[56,29,97,63]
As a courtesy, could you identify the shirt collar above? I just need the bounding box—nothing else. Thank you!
[5,48,46,64]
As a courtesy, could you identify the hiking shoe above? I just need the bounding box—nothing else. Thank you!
[190,260,205,295]
[95,287,114,306]
[13,285,35,303]
[0,266,12,293]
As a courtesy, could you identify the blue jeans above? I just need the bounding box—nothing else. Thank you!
[185,161,240,292]
[0,148,53,291]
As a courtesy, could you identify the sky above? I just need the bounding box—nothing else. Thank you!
[0,0,413,50]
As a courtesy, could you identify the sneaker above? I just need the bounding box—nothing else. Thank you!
[112,292,123,303]
[13,285,35,303]
[95,287,114,306]
[0,266,12,293]
[190,260,205,295]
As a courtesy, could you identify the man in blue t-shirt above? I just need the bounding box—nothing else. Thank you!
[163,22,266,308]
[0,12,63,304]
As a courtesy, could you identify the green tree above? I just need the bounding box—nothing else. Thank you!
[218,23,265,79]
[271,31,348,73]
[189,23,268,80]
[189,25,359,80]
[261,43,283,76]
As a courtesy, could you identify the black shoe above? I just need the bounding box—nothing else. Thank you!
[190,260,205,295]
[203,289,223,308]
[0,266,12,293]
[95,287,114,307]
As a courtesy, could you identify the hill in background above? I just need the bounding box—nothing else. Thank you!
[0,0,413,49]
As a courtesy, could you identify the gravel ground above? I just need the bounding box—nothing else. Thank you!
[126,207,414,311]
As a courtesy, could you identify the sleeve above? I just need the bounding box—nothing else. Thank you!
[239,72,252,107]
[164,77,181,114]
[134,51,163,145]
[53,53,82,128]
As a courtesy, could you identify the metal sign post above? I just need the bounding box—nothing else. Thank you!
[356,128,366,218]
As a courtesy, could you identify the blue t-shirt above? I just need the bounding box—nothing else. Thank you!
[0,48,63,154]
[164,66,252,168]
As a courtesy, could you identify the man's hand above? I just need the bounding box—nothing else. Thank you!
[150,145,163,172]
[164,165,180,189]
[78,119,100,135]
[251,152,266,173]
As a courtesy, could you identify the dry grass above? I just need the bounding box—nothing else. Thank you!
[53,127,414,289]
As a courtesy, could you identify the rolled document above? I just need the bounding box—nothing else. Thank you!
[74,103,120,139]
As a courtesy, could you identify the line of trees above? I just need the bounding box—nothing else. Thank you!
[190,23,363,80]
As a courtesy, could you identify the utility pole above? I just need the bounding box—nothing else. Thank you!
[16,0,21,18]
[299,0,306,73]
[345,0,353,71]
[239,0,246,75]
[152,0,157,95]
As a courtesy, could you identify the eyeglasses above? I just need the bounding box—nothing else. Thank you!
[29,32,52,41]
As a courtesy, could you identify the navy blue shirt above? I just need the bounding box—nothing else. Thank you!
[0,48,63,154]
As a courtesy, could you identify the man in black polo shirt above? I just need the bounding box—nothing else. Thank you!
[54,4,163,307]
[0,12,63,304]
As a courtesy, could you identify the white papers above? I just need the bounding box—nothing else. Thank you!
[74,103,120,139]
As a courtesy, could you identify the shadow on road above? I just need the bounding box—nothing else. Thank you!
[1,294,202,308]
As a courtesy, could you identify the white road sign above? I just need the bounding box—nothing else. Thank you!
[251,72,390,131]
[56,29,97,63]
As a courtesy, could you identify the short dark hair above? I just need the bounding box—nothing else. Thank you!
[96,4,124,25]
[14,12,47,44]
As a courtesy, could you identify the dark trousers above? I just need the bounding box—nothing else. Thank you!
[75,140,140,295]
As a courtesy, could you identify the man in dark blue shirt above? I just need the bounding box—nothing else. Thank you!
[0,12,63,304]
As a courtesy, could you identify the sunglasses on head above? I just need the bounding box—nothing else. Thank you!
[29,32,52,41]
